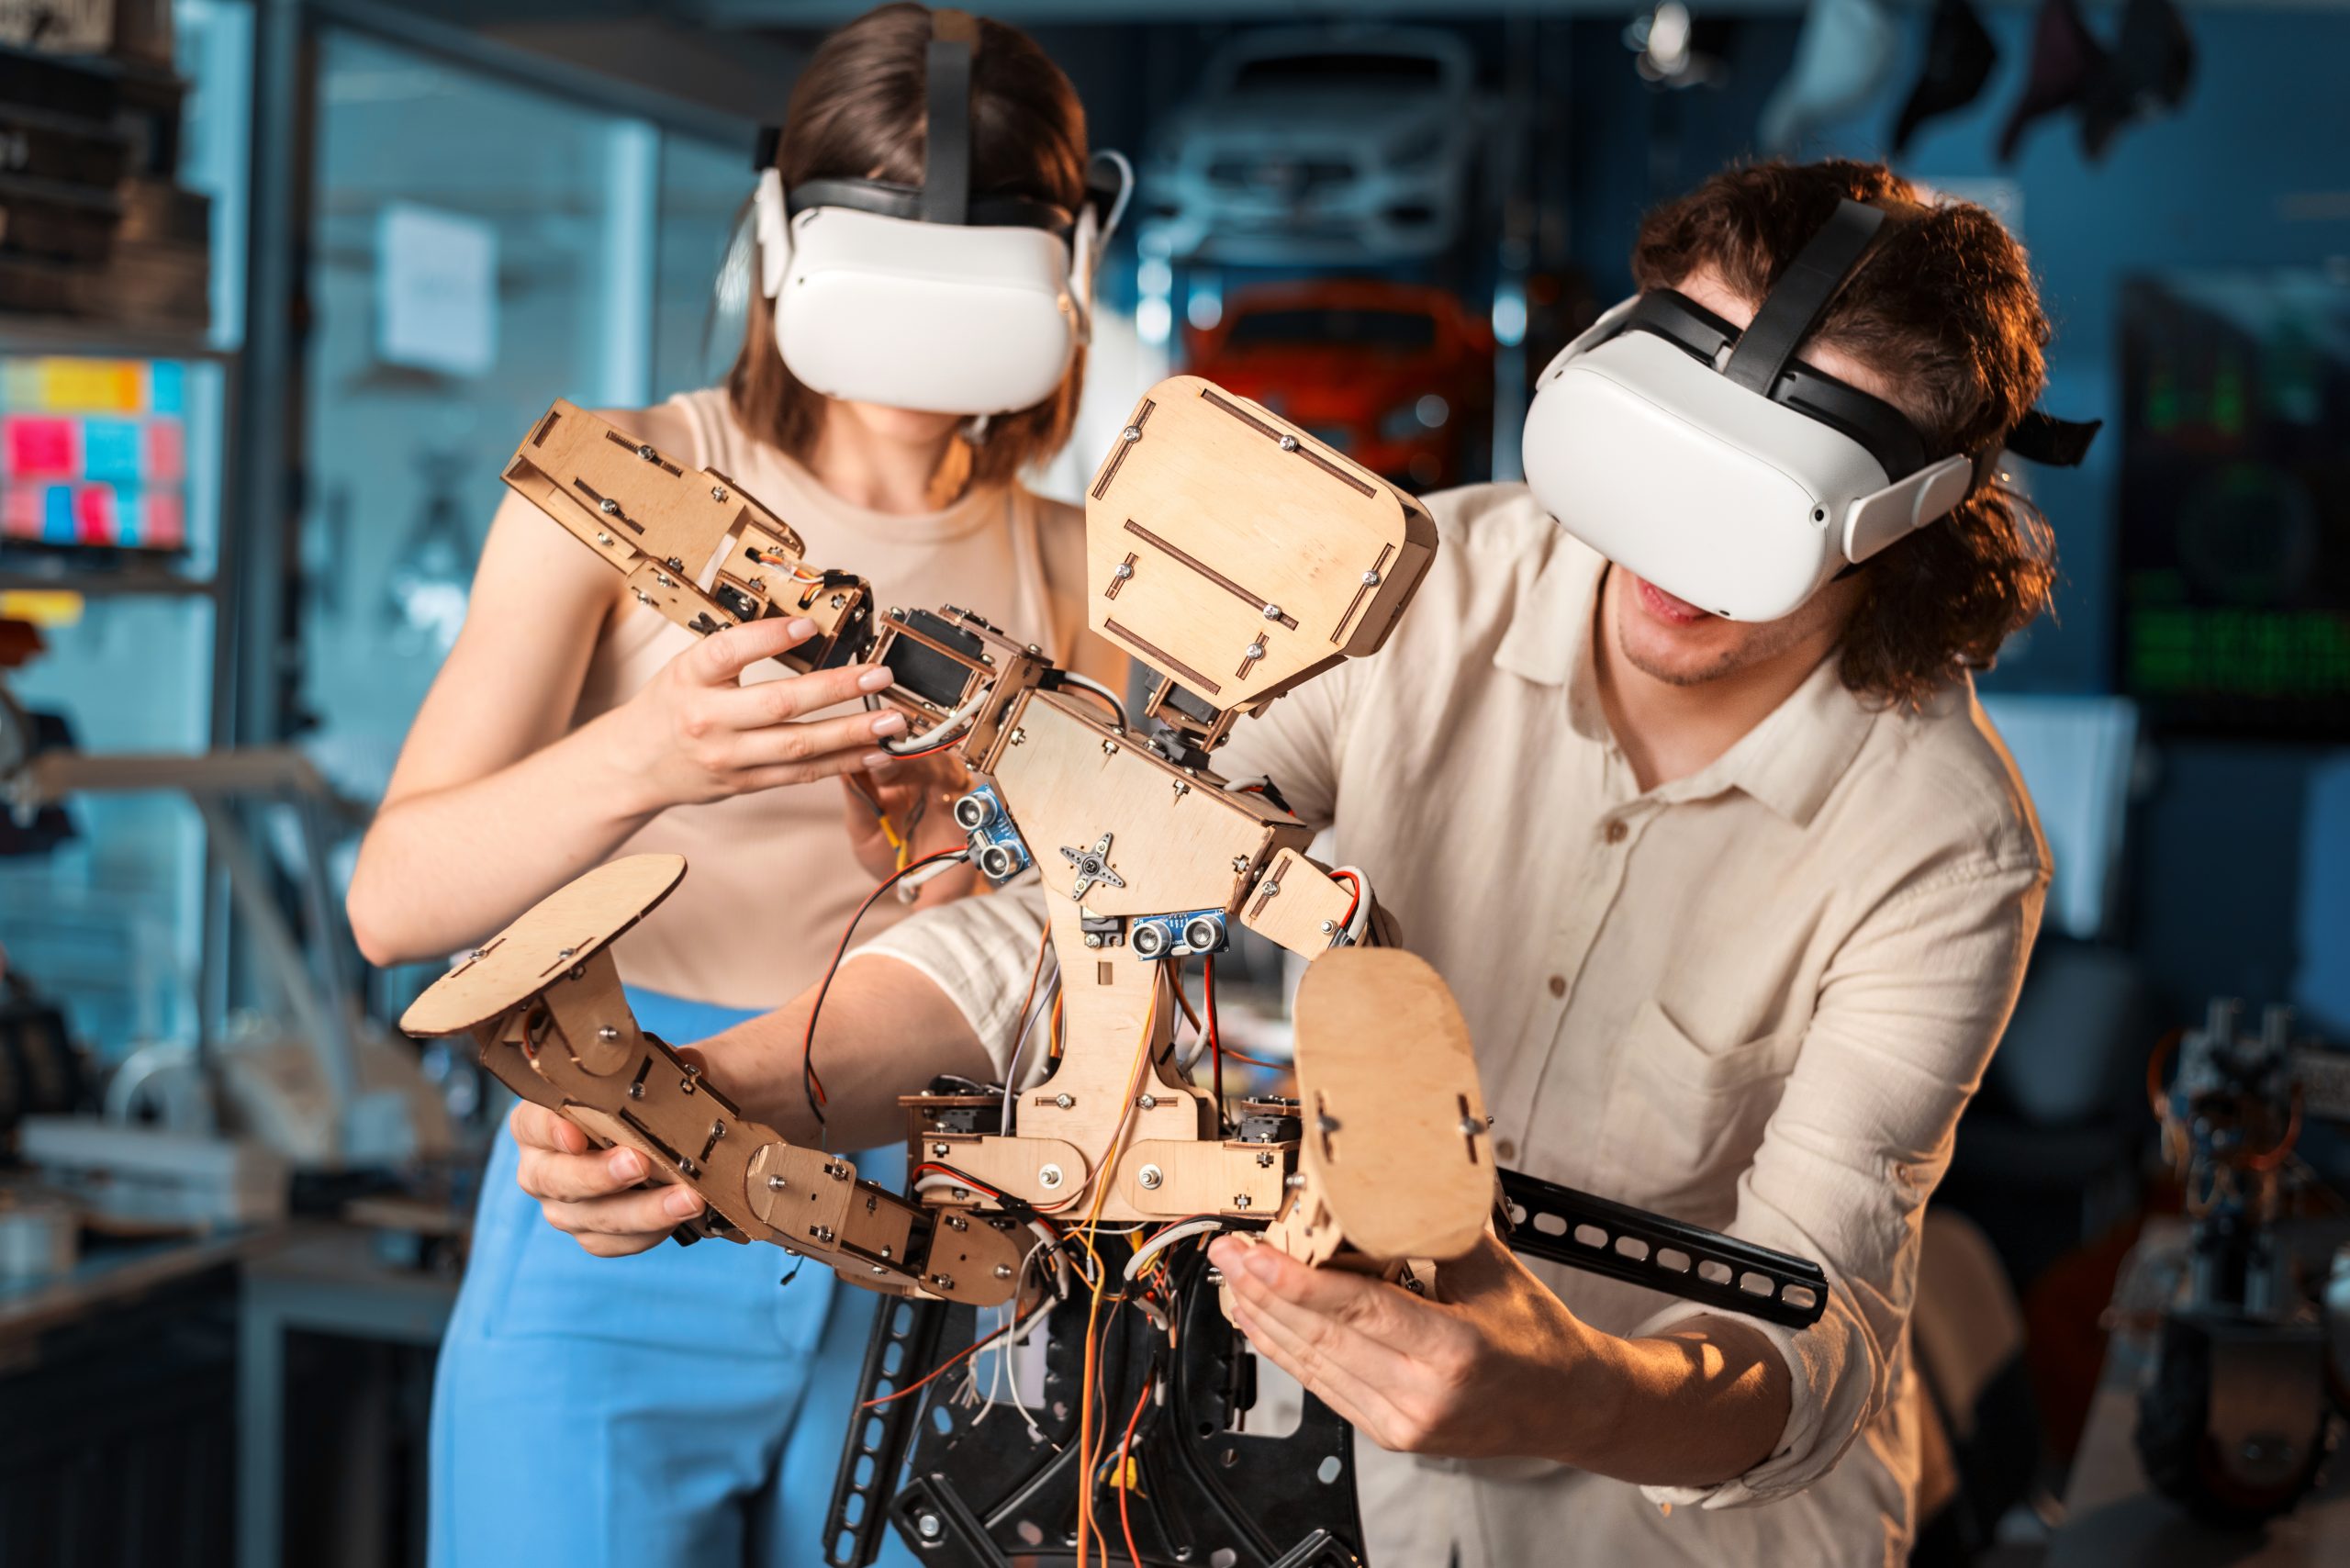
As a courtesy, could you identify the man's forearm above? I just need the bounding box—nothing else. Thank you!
[1556,1315,1791,1487]
[689,954,993,1151]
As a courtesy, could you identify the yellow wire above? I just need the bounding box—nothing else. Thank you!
[1073,976,1162,1568]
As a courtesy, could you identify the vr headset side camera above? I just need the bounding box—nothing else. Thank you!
[750,8,1133,419]
[1523,197,2098,622]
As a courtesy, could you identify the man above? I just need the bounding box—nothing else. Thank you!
[512,160,2071,1565]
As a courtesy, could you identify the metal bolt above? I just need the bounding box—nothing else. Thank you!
[636,443,656,461]
[830,593,845,609]
[1245,640,1266,659]
[1137,1093,1158,1110]
[1039,1164,1065,1189]
[596,531,613,545]
[812,1226,835,1243]
[1260,881,1280,899]
[918,1514,943,1540]
[1262,603,1282,621]
[1361,568,1382,586]
[1054,1093,1074,1110]
[1120,424,1142,443]
[879,1245,892,1259]
[1319,919,1336,935]
[709,1121,726,1141]
[599,497,619,514]
[1234,1194,1252,1210]
[1204,1267,1225,1286]
[1171,780,1190,798]
[767,1174,788,1192]
[556,947,576,960]
[1138,1164,1163,1190]
[627,1081,643,1101]
[945,1215,968,1230]
[1285,1173,1305,1189]
[783,1246,801,1258]
[872,1264,888,1274]
[599,1025,619,1042]
[1278,434,1299,452]
[1232,856,1252,875]
[931,1274,955,1291]
[711,486,728,502]
[1010,727,1026,746]
[1257,1151,1274,1168]
[655,573,675,588]
[1084,933,1103,949]
[995,1263,1014,1280]
[1460,1116,1483,1137]
[1102,739,1119,755]
[1027,644,1041,655]
[469,947,490,961]
[1113,561,1134,580]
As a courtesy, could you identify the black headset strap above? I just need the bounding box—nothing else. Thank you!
[1720,198,1887,397]
[784,177,1071,235]
[923,9,978,226]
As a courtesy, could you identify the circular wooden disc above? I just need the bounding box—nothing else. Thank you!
[399,853,687,1037]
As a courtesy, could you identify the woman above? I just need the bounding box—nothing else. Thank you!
[345,8,1125,1563]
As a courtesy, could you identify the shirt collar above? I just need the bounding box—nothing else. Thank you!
[1491,533,1877,827]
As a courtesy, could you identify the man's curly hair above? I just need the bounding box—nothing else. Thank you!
[1631,159,2059,708]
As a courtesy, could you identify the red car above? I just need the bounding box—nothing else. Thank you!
[1186,281,1494,490]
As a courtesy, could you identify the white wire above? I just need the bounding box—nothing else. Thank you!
[1001,965,1060,1136]
[883,682,991,755]
[894,848,971,903]
[1332,864,1373,946]
[1123,1218,1225,1281]
[1057,671,1129,731]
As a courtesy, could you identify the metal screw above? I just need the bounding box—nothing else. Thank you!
[812,1226,836,1243]
[1260,881,1280,899]
[1102,739,1119,755]
[636,443,656,461]
[932,1274,956,1290]
[945,1215,967,1230]
[1284,1173,1305,1189]
[994,1263,1013,1280]
[469,947,490,961]
[1054,1093,1074,1109]
[1010,727,1026,746]
[783,1246,801,1258]
[872,1264,888,1274]
[1319,919,1335,935]
[627,1081,643,1100]
[879,1245,892,1259]
[931,1141,951,1157]
[599,497,619,514]
[830,593,845,609]
[1084,933,1103,949]
[1278,434,1299,452]
[1138,1165,1163,1190]
[556,947,576,960]
[711,486,728,502]
[1262,603,1282,621]
[767,1174,788,1192]
[1257,1151,1274,1168]
[1113,561,1134,580]
[1027,644,1041,655]
[1361,568,1382,586]
[1460,1116,1483,1137]
[1039,1164,1065,1189]
[1120,424,1142,443]
[1171,780,1190,798]
[1245,640,1266,659]
[596,531,613,545]
[599,1025,619,1042]
[918,1514,943,1540]
[1234,1194,1252,1210]
[1137,1093,1158,1110]
[655,573,675,588]
[1232,856,1252,874]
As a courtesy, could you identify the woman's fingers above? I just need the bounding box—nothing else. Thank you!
[711,661,897,727]
[681,615,817,686]
[730,709,909,771]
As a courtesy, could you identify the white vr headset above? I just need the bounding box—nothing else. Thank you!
[750,8,1132,419]
[1522,197,2098,622]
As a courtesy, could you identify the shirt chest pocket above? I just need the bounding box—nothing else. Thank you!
[1594,999,1795,1223]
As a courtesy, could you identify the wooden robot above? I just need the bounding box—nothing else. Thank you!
[403,383,1828,1568]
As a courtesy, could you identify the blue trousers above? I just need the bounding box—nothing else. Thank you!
[428,989,918,1568]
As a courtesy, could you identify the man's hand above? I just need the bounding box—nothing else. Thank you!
[1210,1231,1600,1462]
[510,1096,706,1257]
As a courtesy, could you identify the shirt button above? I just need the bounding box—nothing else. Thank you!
[1495,1138,1516,1160]
[1547,974,1567,998]
[1604,820,1628,845]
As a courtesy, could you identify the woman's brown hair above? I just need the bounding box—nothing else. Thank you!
[727,3,1090,493]
[1631,159,2059,708]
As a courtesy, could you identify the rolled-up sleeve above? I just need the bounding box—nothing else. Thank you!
[846,881,1053,1081]
[1637,854,2046,1511]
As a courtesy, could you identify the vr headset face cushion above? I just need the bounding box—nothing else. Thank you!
[773,206,1081,417]
[1523,330,1892,622]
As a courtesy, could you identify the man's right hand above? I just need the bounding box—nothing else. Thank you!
[510,1100,707,1257]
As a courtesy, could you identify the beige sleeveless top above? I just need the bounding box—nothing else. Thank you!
[572,386,1094,1011]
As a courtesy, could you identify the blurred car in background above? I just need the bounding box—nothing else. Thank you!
[1137,27,1482,265]
[1188,280,1494,489]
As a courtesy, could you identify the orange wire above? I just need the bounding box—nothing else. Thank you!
[1076,980,1162,1567]
[857,1322,1007,1409]
[1117,1376,1151,1565]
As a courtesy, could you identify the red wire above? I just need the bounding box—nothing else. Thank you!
[857,1322,1007,1409]
[1205,955,1225,1109]
[802,847,968,1121]
[1117,1376,1152,1565]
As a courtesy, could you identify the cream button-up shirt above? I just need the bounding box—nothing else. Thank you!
[856,483,2049,1568]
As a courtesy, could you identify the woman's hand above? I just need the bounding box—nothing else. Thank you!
[510,1096,706,1258]
[842,752,978,902]
[601,615,909,812]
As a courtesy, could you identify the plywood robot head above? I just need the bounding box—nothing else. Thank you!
[1082,375,1437,716]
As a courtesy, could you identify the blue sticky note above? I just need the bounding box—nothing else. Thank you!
[147,361,185,415]
[82,419,141,484]
[41,484,73,543]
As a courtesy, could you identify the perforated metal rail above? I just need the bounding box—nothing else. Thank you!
[1497,1166,1829,1329]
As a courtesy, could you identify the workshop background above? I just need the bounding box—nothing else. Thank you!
[0,1,2344,1565]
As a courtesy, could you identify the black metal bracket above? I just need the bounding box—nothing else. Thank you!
[823,1292,952,1568]
[1497,1166,1829,1329]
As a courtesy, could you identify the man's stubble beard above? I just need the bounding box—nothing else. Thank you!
[1613,592,1827,689]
